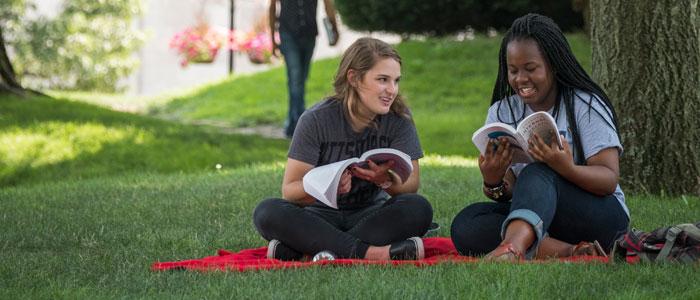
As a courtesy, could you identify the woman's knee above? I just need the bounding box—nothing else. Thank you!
[519,162,558,179]
[514,163,561,197]
[450,202,491,238]
[412,194,433,221]
[395,193,433,225]
[252,198,289,233]
[450,202,504,256]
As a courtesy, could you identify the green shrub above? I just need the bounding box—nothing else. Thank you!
[4,0,145,92]
[335,0,474,36]
[335,0,583,36]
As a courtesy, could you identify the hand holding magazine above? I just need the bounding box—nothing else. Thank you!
[302,148,413,209]
[471,111,563,164]
[322,17,338,46]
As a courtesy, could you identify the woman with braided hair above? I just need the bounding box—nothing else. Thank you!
[450,13,630,261]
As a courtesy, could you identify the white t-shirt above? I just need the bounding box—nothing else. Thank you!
[486,89,630,217]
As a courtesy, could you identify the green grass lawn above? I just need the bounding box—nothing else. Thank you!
[2,160,698,298]
[1,35,699,298]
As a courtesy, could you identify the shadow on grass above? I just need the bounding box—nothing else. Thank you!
[148,59,339,128]
[0,94,290,187]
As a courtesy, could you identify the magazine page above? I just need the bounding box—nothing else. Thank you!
[302,159,357,209]
[471,122,531,163]
[517,111,562,148]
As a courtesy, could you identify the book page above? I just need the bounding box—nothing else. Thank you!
[516,111,562,148]
[360,148,413,183]
[302,158,358,209]
[471,122,531,163]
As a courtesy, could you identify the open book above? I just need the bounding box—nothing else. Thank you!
[471,111,563,164]
[302,148,413,209]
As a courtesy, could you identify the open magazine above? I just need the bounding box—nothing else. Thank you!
[471,111,563,164]
[302,148,413,209]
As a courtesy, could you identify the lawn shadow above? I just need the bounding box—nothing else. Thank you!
[0,94,289,187]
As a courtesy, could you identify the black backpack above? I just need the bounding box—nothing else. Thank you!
[611,221,700,263]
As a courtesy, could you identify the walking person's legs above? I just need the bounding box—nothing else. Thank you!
[279,31,315,138]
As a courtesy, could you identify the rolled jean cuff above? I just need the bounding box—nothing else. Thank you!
[501,209,544,260]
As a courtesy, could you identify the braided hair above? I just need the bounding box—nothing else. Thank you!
[491,13,620,165]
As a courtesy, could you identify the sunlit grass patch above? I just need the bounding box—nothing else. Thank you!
[1,121,144,169]
[0,94,289,186]
[422,154,478,167]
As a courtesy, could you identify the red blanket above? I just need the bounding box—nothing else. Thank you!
[151,237,609,272]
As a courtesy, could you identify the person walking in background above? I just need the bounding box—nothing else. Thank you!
[269,0,340,138]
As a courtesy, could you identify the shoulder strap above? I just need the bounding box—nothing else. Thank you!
[656,226,682,261]
[655,223,700,262]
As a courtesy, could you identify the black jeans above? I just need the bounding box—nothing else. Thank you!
[253,194,433,258]
[450,163,629,258]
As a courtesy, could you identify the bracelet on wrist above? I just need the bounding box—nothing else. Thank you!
[483,180,507,200]
[483,180,504,189]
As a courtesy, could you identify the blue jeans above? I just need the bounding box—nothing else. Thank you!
[450,163,629,259]
[253,194,433,258]
[279,31,316,138]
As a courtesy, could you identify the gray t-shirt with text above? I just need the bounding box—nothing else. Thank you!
[290,98,423,209]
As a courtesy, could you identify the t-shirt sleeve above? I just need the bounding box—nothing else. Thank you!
[389,115,423,160]
[288,111,321,165]
[485,103,499,125]
[575,93,623,160]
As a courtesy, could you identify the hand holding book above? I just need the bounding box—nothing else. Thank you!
[303,148,413,209]
[472,111,563,164]
[479,137,514,186]
[337,169,352,195]
[323,17,338,46]
[350,159,396,186]
[337,159,396,195]
[527,133,574,170]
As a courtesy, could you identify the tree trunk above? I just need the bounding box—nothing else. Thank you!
[0,25,25,95]
[590,0,700,196]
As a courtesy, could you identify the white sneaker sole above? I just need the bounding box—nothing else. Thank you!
[266,239,280,259]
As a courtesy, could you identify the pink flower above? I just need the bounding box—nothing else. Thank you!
[170,24,275,67]
[170,24,228,67]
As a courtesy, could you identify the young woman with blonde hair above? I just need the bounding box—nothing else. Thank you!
[253,37,432,261]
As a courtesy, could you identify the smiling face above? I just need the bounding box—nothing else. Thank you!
[352,57,401,118]
[506,38,557,111]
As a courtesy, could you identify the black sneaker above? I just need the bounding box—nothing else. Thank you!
[424,222,440,237]
[389,237,425,260]
[266,239,303,261]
